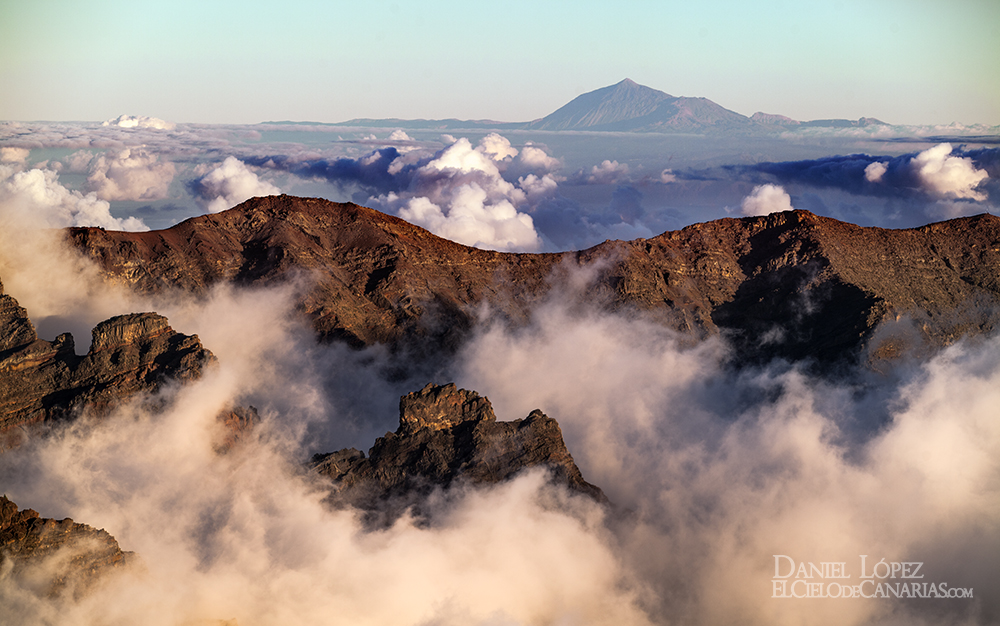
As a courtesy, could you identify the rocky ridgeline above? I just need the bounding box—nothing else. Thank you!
[68,195,1000,368]
[0,495,132,597]
[0,276,213,439]
[312,383,605,522]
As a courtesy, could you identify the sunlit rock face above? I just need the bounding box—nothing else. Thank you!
[312,383,605,523]
[69,194,1000,370]
[0,495,133,598]
[0,275,214,438]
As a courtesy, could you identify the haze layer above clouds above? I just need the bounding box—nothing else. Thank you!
[1,1,998,126]
[1,119,996,251]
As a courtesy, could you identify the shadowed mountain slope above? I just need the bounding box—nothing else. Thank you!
[67,195,1000,368]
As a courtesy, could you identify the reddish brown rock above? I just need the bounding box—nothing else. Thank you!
[67,195,1000,366]
[0,495,132,597]
[213,405,260,454]
[67,195,559,353]
[0,278,214,438]
[312,383,605,519]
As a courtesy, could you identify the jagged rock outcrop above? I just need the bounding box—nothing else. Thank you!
[214,405,260,454]
[0,495,132,597]
[67,195,1000,367]
[311,383,604,518]
[0,276,214,438]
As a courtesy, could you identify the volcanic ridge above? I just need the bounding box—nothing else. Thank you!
[68,194,1000,368]
[6,193,1000,603]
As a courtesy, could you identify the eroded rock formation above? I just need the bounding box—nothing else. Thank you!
[0,495,132,597]
[0,276,214,438]
[312,383,604,519]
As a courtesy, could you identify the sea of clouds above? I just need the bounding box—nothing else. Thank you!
[1,118,996,251]
[0,118,998,625]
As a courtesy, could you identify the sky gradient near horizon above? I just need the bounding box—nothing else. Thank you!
[1,0,998,126]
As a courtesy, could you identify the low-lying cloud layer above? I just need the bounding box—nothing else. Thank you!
[1,120,998,249]
[85,147,176,201]
[0,176,998,625]
[0,164,148,231]
[725,143,994,203]
[456,291,1000,626]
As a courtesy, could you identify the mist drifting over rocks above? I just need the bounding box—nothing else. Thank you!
[0,185,996,626]
[1,79,998,624]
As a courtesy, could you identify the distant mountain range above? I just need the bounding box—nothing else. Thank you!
[269,79,887,133]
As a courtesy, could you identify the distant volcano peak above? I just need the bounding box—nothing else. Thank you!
[526,78,749,132]
[525,79,674,131]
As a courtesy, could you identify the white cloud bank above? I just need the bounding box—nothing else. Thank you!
[379,134,547,252]
[911,143,989,201]
[193,156,282,213]
[0,164,148,333]
[85,147,176,201]
[741,183,794,216]
[1,165,148,231]
[1,147,31,163]
[456,292,1000,626]
[103,115,176,131]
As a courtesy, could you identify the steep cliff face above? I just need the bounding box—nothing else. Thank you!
[0,496,132,597]
[605,210,1000,363]
[67,195,1000,366]
[312,383,604,521]
[0,277,214,438]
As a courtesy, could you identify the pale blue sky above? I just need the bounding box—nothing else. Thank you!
[1,0,997,125]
